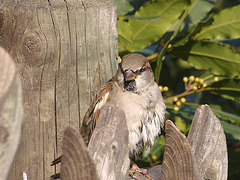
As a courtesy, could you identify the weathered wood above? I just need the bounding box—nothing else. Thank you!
[88,103,129,180]
[161,105,228,180]
[0,47,23,180]
[60,127,97,180]
[0,0,118,179]
[161,120,200,180]
[187,105,228,180]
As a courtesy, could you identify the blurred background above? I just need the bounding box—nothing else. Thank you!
[111,0,240,179]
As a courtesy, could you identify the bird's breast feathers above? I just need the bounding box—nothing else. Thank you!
[86,81,165,153]
[109,82,165,153]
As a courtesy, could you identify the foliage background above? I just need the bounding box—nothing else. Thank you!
[111,0,240,179]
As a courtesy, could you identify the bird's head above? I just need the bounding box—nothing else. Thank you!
[116,53,154,94]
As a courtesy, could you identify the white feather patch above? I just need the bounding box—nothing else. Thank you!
[93,92,109,113]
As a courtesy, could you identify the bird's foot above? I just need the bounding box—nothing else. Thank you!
[129,161,152,180]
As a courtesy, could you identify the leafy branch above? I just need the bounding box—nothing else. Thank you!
[154,3,191,83]
[114,0,240,177]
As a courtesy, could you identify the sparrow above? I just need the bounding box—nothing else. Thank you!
[51,53,166,179]
[81,53,166,155]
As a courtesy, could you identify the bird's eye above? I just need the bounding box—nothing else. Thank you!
[139,67,146,73]
[134,67,146,75]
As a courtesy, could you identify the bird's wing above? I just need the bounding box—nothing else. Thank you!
[80,79,113,144]
[51,79,114,167]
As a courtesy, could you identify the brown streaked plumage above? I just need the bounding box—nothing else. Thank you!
[80,81,113,143]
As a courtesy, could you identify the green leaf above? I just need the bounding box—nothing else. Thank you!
[166,102,195,123]
[118,0,189,53]
[134,0,189,19]
[118,18,164,52]
[194,4,240,40]
[209,105,240,123]
[174,0,217,46]
[174,116,187,133]
[111,0,134,16]
[148,136,165,160]
[171,40,240,77]
[199,71,224,82]
[207,78,240,102]
[198,72,240,101]
[221,121,240,141]
[124,15,163,21]
[182,0,216,28]
[186,103,240,124]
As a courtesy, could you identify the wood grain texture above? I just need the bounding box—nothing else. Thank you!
[88,103,130,180]
[161,120,200,180]
[0,47,23,180]
[0,0,118,179]
[60,127,97,180]
[187,105,228,180]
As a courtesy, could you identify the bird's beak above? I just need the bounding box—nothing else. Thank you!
[124,70,136,81]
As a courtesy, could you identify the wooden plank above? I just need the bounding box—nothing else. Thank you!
[187,105,228,180]
[0,47,23,180]
[60,127,97,180]
[0,0,118,179]
[161,120,200,180]
[88,103,130,180]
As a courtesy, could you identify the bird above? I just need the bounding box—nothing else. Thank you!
[51,53,166,179]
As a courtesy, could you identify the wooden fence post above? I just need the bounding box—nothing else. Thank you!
[60,127,97,180]
[187,105,228,180]
[59,104,129,180]
[88,103,129,180]
[0,47,23,180]
[161,105,227,180]
[0,0,118,179]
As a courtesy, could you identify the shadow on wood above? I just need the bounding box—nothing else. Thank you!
[0,47,23,180]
